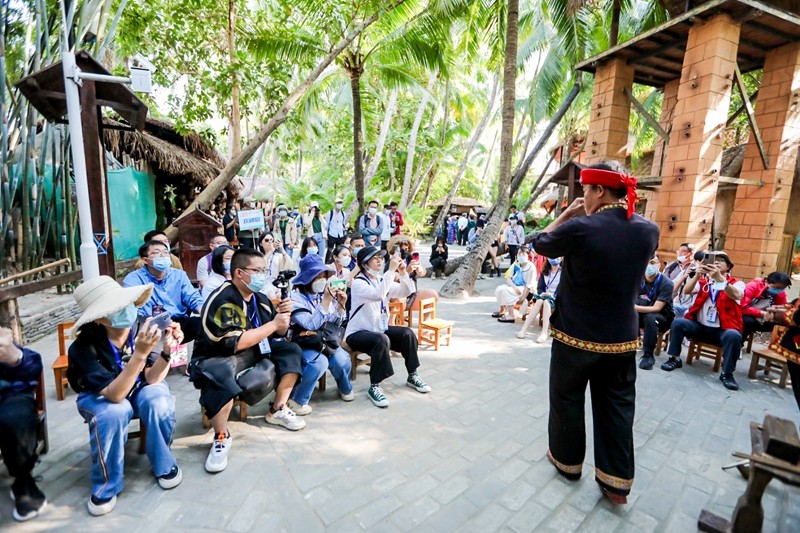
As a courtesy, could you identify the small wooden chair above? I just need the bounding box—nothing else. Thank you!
[654,329,670,356]
[686,339,723,372]
[201,399,249,429]
[52,321,75,401]
[743,331,755,354]
[417,298,454,350]
[388,299,407,326]
[748,326,790,388]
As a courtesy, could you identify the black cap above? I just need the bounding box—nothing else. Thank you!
[357,246,387,266]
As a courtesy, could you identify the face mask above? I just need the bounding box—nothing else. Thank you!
[510,220,517,225]
[645,265,659,277]
[151,257,171,272]
[767,287,785,296]
[335,203,343,209]
[307,247,319,255]
[352,247,363,258]
[223,262,231,273]
[367,267,382,278]
[245,273,266,293]
[517,256,528,265]
[311,279,328,294]
[248,203,255,209]
[677,255,687,263]
[338,256,351,268]
[107,304,137,329]
[369,207,377,215]
[279,210,288,217]
[548,259,560,266]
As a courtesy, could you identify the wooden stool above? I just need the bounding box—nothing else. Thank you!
[52,321,75,400]
[201,399,248,429]
[129,419,147,455]
[417,298,454,351]
[748,326,790,388]
[654,329,670,356]
[743,331,755,354]
[686,340,723,372]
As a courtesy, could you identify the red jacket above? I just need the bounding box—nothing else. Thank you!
[685,275,743,333]
[392,211,404,235]
[740,278,788,317]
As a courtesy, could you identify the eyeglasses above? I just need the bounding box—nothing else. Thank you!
[241,267,268,275]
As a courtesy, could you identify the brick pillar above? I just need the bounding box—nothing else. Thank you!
[726,42,800,280]
[654,13,741,254]
[645,78,680,222]
[585,58,634,166]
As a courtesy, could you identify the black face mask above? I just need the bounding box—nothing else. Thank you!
[400,249,409,260]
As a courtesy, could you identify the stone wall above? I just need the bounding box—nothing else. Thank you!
[21,302,81,344]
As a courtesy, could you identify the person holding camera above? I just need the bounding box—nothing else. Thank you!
[345,246,431,407]
[661,251,745,390]
[68,276,185,516]
[635,253,675,370]
[287,255,354,414]
[191,248,305,475]
[272,204,301,259]
[303,201,328,261]
[259,231,294,300]
[430,237,448,279]
[0,328,47,521]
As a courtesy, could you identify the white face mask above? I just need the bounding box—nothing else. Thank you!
[517,256,528,265]
[311,279,327,294]
[337,256,351,267]
[677,255,687,262]
[307,247,319,255]
[335,203,343,210]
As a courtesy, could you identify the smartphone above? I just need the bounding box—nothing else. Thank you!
[702,252,717,265]
[330,278,347,290]
[150,311,172,332]
[411,252,420,261]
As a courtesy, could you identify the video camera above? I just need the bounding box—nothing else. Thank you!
[273,270,296,299]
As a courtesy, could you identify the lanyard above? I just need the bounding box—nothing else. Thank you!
[108,334,141,384]
[709,286,720,306]
[641,274,662,300]
[303,292,321,309]
[545,270,561,292]
[359,274,386,314]
[246,298,261,328]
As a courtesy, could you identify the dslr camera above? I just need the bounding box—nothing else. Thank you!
[273,270,296,299]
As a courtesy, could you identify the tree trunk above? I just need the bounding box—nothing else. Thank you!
[227,0,241,157]
[440,0,518,299]
[347,59,366,220]
[400,75,436,211]
[410,155,438,204]
[165,0,409,240]
[420,161,437,210]
[247,143,267,194]
[433,75,498,234]
[365,89,397,185]
[610,0,621,48]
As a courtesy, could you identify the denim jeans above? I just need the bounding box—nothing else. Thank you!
[666,318,742,375]
[290,347,352,406]
[76,381,177,500]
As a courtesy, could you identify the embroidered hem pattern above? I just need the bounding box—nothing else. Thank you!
[551,328,639,354]
[595,467,633,491]
[594,203,627,214]
[549,451,582,474]
[771,337,799,365]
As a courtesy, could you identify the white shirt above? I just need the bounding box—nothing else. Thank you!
[505,225,524,245]
[458,216,469,230]
[196,253,212,283]
[201,272,228,302]
[327,209,347,238]
[696,280,745,327]
[381,212,393,241]
[345,272,415,338]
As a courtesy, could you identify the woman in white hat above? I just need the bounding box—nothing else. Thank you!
[67,276,184,517]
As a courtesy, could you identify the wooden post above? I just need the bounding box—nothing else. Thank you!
[0,299,23,343]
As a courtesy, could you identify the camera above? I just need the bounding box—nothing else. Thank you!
[273,270,296,299]
[702,252,718,265]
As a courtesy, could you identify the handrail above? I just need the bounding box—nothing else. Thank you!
[0,259,72,286]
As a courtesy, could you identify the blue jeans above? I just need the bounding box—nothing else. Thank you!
[290,347,352,406]
[666,318,742,375]
[76,381,177,500]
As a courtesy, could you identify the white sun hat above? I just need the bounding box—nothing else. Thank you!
[72,276,153,337]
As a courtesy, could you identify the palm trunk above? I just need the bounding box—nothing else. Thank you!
[410,155,438,204]
[610,0,621,48]
[227,0,241,156]
[400,75,435,211]
[440,0,518,298]
[365,89,397,185]
[166,0,409,239]
[349,67,366,219]
[419,161,437,210]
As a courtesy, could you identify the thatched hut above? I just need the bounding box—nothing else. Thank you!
[429,196,487,220]
[103,117,241,226]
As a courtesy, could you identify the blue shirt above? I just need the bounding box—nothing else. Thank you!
[123,266,203,319]
[0,347,42,398]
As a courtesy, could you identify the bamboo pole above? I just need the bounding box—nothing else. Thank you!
[0,258,70,285]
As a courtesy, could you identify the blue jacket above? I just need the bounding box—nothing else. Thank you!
[0,347,42,397]
[123,266,203,319]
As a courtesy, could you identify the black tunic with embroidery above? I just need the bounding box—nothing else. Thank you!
[531,205,660,352]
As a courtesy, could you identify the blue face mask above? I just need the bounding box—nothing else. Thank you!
[223,262,231,273]
[246,273,266,293]
[352,247,363,259]
[307,247,319,255]
[645,265,659,277]
[151,257,171,272]
[767,287,784,296]
[107,304,138,329]
[548,259,561,266]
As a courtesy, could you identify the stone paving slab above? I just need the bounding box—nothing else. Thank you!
[2,251,799,531]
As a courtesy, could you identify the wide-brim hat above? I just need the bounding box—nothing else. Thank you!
[715,251,734,269]
[292,254,335,286]
[357,246,387,266]
[72,276,153,337]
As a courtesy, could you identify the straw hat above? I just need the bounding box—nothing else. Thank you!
[72,276,153,336]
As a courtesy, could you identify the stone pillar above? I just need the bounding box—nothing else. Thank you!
[726,42,800,280]
[654,13,741,254]
[644,78,680,222]
[585,58,634,166]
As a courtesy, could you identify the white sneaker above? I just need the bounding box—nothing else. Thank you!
[340,390,355,402]
[205,432,232,473]
[266,406,306,431]
[536,334,549,343]
[87,494,117,516]
[287,399,312,415]
[157,465,183,490]
[516,331,527,339]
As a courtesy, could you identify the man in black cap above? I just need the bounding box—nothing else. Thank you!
[531,162,659,505]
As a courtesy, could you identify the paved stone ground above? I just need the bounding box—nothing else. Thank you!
[2,248,799,531]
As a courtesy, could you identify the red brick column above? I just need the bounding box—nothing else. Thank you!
[726,42,800,280]
[585,58,634,166]
[654,13,741,253]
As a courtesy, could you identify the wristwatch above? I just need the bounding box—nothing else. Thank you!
[160,350,171,363]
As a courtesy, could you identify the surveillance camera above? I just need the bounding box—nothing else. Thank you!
[130,53,156,73]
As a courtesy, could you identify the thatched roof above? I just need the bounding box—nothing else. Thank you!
[429,195,485,208]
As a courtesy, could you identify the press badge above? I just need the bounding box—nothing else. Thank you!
[380,312,390,332]
[706,307,718,323]
[258,337,272,354]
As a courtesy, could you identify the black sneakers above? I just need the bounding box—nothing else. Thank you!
[661,357,683,371]
[720,373,739,391]
[10,475,47,522]
[639,354,655,370]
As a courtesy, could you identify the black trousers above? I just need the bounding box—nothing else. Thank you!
[638,312,672,356]
[346,326,420,384]
[549,340,636,496]
[507,244,519,261]
[326,235,345,263]
[0,393,39,479]
[741,315,777,340]
[430,258,447,275]
[788,361,800,412]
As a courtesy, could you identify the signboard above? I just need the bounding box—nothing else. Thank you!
[238,209,265,232]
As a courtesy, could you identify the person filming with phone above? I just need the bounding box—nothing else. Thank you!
[67,276,185,516]
[661,251,746,391]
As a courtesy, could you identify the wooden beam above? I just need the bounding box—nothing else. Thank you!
[726,89,758,127]
[733,64,769,170]
[623,87,669,142]
[0,269,82,303]
[718,175,764,187]
[627,36,687,64]
[0,258,71,286]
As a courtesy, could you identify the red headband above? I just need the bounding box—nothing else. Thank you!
[580,168,638,218]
